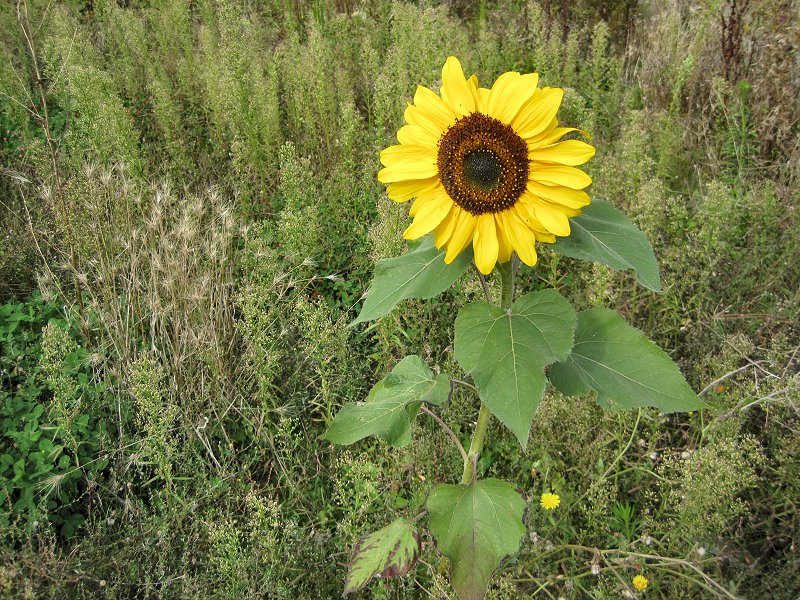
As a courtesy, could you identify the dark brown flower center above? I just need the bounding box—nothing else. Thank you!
[437,113,529,216]
[463,150,501,191]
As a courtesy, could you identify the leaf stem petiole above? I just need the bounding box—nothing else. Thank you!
[420,405,469,465]
[450,378,479,394]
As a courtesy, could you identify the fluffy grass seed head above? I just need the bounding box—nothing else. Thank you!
[540,492,560,510]
[378,56,595,274]
[632,574,648,591]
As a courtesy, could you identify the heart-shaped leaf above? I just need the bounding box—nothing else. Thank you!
[427,478,528,600]
[548,308,707,412]
[454,290,576,447]
[344,517,422,594]
[325,355,450,447]
[553,199,661,292]
[351,236,472,326]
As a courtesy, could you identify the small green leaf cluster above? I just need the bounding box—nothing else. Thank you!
[42,6,143,175]
[608,501,641,544]
[128,353,176,479]
[329,450,387,546]
[206,490,305,600]
[0,296,109,537]
[650,436,765,549]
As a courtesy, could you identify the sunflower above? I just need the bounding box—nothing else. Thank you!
[378,56,595,275]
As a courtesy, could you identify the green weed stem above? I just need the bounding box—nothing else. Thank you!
[554,409,642,529]
[16,0,89,340]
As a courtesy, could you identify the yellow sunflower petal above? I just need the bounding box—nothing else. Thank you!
[541,198,580,217]
[386,176,440,202]
[408,186,451,217]
[528,126,589,148]
[444,210,477,264]
[486,72,539,125]
[531,200,571,236]
[500,210,538,266]
[526,181,590,209]
[414,85,457,126]
[514,194,538,223]
[404,86,457,137]
[477,87,490,112]
[486,71,520,119]
[515,195,558,243]
[434,205,460,249]
[378,144,438,182]
[403,103,434,137]
[513,87,564,139]
[467,74,481,110]
[473,214,500,274]
[397,123,440,148]
[530,165,592,189]
[535,231,556,243]
[441,56,476,116]
[529,139,596,166]
[496,220,513,264]
[525,118,559,143]
[404,193,453,239]
[380,144,436,166]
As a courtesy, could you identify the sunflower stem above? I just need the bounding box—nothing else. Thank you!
[499,260,514,308]
[461,260,514,484]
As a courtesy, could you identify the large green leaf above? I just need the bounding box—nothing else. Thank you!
[548,308,707,412]
[454,290,576,447]
[427,478,528,600]
[325,355,450,447]
[351,236,473,326]
[344,517,421,594]
[553,199,662,292]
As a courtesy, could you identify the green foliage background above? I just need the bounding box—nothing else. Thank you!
[0,0,798,598]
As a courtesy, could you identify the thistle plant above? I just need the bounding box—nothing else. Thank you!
[326,57,705,599]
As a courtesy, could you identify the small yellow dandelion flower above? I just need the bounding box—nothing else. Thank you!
[539,492,560,510]
[632,574,649,591]
[378,56,595,275]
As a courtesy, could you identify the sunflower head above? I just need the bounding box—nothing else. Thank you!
[378,56,595,275]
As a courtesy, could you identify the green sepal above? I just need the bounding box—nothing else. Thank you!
[553,199,662,292]
[350,235,472,326]
[548,308,708,412]
[325,355,450,447]
[344,517,422,595]
[454,289,576,447]
[427,478,528,600]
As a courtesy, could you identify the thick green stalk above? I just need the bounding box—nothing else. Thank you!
[461,260,514,484]
[498,260,514,308]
